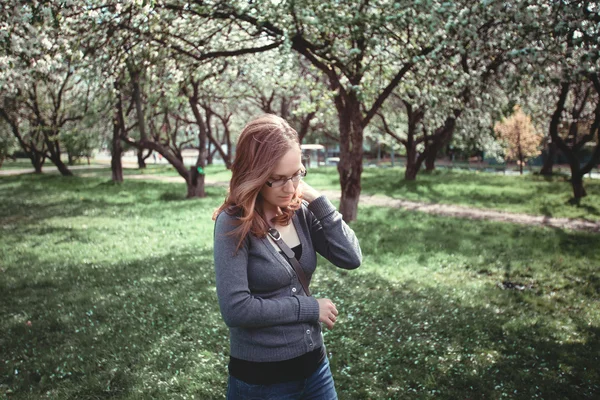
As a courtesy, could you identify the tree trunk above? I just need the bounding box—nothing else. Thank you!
[338,154,361,222]
[112,80,126,182]
[208,147,219,165]
[339,187,359,222]
[68,152,75,166]
[402,102,422,180]
[564,150,587,204]
[186,166,205,198]
[548,81,593,203]
[519,159,524,175]
[137,148,146,169]
[297,112,316,144]
[52,156,73,176]
[336,98,363,222]
[111,151,123,182]
[128,63,149,171]
[43,128,72,176]
[571,175,587,203]
[405,143,418,180]
[424,140,438,172]
[280,96,290,120]
[540,141,556,175]
[32,153,44,173]
[425,115,458,172]
[111,126,123,183]
[207,140,213,165]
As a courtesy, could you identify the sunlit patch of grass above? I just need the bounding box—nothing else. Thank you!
[305,166,600,221]
[0,159,40,170]
[75,162,234,183]
[317,205,600,399]
[1,174,599,399]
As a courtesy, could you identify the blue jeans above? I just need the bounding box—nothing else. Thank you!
[226,357,338,400]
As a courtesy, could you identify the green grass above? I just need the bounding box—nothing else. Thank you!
[75,163,234,183]
[306,166,600,221]
[0,160,37,170]
[0,160,107,172]
[30,158,600,221]
[103,163,600,220]
[1,174,598,399]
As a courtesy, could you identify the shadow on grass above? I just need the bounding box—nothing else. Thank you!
[0,248,228,399]
[316,268,600,400]
[571,202,600,217]
[354,168,600,220]
[3,247,598,399]
[353,206,600,300]
[2,173,599,398]
[0,175,226,225]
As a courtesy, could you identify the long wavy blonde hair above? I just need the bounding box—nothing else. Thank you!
[213,114,302,250]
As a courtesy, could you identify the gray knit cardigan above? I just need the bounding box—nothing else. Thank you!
[213,196,362,362]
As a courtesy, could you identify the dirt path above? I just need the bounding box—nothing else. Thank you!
[125,174,600,233]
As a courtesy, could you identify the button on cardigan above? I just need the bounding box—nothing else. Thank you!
[213,195,362,362]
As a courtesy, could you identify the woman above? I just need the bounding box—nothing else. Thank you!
[213,114,362,399]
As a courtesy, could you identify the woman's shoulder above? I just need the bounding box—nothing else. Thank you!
[216,205,243,219]
[215,207,242,232]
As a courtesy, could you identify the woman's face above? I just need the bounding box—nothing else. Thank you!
[259,146,303,212]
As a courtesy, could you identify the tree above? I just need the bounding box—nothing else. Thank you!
[238,52,328,144]
[176,0,453,220]
[494,106,543,175]
[548,77,600,201]
[0,1,98,176]
[377,0,544,180]
[0,119,18,168]
[69,0,282,194]
[0,100,47,173]
[524,0,600,201]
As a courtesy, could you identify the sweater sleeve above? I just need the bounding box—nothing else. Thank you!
[213,212,320,328]
[306,196,362,270]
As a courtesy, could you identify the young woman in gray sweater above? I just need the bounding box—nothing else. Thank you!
[213,114,362,399]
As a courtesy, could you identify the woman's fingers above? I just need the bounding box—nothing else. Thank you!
[317,298,338,329]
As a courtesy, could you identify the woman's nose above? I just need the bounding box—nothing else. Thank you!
[282,179,295,192]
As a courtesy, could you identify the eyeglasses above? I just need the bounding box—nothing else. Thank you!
[266,170,307,188]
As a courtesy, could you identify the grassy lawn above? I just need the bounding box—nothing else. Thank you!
[1,174,598,399]
[0,160,37,170]
[303,166,600,221]
[72,163,234,183]
[19,157,600,221]
[79,162,600,221]
[0,160,107,172]
[7,158,600,222]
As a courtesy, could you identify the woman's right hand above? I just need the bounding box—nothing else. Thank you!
[317,298,338,329]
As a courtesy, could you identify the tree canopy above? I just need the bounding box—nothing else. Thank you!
[1,0,599,213]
